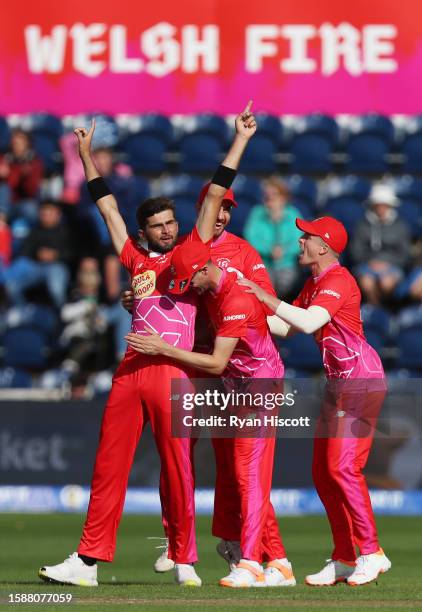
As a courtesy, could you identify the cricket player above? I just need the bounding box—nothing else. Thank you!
[38,102,256,587]
[123,183,287,576]
[126,238,296,588]
[239,216,391,587]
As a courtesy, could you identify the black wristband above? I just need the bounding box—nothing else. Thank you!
[211,165,237,189]
[87,177,112,202]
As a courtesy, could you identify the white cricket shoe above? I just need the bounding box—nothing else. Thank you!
[219,559,265,588]
[347,549,391,586]
[38,552,98,587]
[174,563,202,587]
[305,559,355,586]
[150,537,175,573]
[216,539,241,571]
[263,558,296,587]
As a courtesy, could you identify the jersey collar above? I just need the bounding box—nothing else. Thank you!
[313,261,340,283]
[211,230,228,247]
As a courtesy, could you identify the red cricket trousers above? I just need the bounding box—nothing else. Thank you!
[78,352,197,564]
[312,388,386,562]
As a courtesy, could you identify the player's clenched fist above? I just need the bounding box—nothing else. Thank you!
[235,100,257,140]
[74,118,96,159]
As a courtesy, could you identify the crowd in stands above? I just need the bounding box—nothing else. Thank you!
[1,112,422,395]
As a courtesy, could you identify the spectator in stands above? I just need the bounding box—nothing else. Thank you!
[0,128,44,223]
[60,258,110,386]
[244,177,301,295]
[2,200,71,308]
[350,183,411,305]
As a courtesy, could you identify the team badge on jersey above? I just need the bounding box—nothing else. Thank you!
[132,270,156,298]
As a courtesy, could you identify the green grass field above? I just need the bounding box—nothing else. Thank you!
[0,514,420,611]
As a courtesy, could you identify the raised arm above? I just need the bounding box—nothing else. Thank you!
[125,331,238,376]
[196,101,257,242]
[74,120,128,255]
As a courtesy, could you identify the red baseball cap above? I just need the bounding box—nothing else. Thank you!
[197,182,238,208]
[296,216,348,254]
[169,239,211,294]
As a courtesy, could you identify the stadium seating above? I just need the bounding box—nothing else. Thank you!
[395,306,422,370]
[289,114,338,174]
[401,116,422,173]
[394,176,422,237]
[239,113,283,173]
[120,113,173,173]
[178,113,228,173]
[344,114,394,174]
[321,175,371,233]
[0,115,11,151]
[0,367,32,388]
[286,175,317,219]
[1,326,51,369]
[231,175,262,209]
[29,113,64,174]
[278,334,322,371]
[361,304,391,353]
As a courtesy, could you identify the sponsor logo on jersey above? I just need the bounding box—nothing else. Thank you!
[319,289,341,299]
[252,263,265,271]
[132,270,156,298]
[223,314,246,321]
[217,258,231,269]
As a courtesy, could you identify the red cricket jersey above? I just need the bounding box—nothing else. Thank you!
[206,270,284,378]
[120,228,201,353]
[293,262,385,380]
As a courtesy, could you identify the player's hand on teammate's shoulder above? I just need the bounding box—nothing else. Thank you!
[237,277,267,302]
[74,118,96,159]
[235,100,257,140]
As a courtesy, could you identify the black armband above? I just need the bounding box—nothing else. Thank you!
[87,177,112,202]
[211,165,237,189]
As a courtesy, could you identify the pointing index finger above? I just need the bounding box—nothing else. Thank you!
[243,100,253,115]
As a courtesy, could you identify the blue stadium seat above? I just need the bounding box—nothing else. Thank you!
[174,200,196,235]
[29,113,64,173]
[179,135,224,173]
[395,306,422,370]
[116,176,150,236]
[394,175,422,204]
[232,175,262,208]
[344,114,394,173]
[238,114,282,172]
[286,175,317,218]
[278,334,322,371]
[5,304,59,337]
[322,176,371,233]
[239,134,278,173]
[178,114,228,173]
[181,113,228,144]
[398,200,422,237]
[0,367,32,389]
[0,115,10,151]
[361,305,390,352]
[120,114,173,173]
[2,327,50,369]
[324,200,364,234]
[290,114,338,174]
[160,174,204,203]
[401,116,422,173]
[396,329,422,370]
